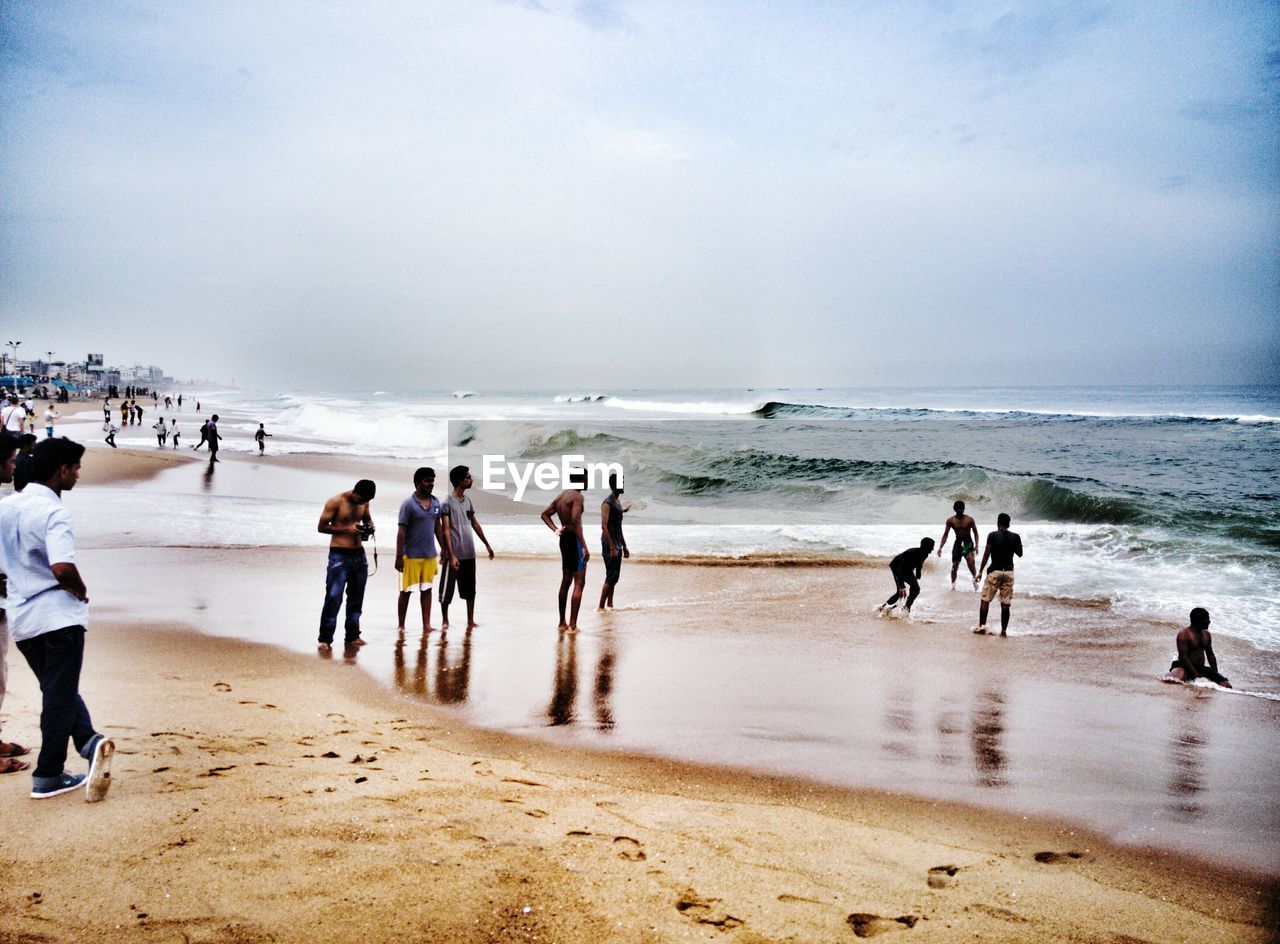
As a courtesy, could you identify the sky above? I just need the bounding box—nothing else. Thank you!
[1,0,1277,391]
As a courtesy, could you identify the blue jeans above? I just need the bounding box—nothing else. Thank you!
[16,625,98,779]
[319,549,368,644]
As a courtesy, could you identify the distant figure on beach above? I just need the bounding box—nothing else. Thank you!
[255,423,272,455]
[103,422,118,449]
[541,472,590,631]
[439,465,494,630]
[177,394,183,410]
[206,414,222,463]
[153,418,168,447]
[879,537,935,616]
[102,398,111,423]
[598,473,629,611]
[0,437,115,800]
[1166,608,1231,688]
[120,402,129,427]
[938,500,980,590]
[974,513,1023,636]
[316,479,377,651]
[135,402,144,426]
[0,434,30,775]
[192,419,209,451]
[43,405,59,439]
[396,467,443,633]
[170,419,180,448]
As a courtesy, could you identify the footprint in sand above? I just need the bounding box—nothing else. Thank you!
[213,682,232,692]
[613,836,646,861]
[927,865,959,888]
[847,913,919,937]
[1033,851,1084,864]
[675,890,743,929]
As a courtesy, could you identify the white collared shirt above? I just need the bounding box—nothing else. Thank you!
[0,483,88,642]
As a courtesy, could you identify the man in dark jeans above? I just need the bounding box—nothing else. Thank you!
[316,479,377,651]
[0,437,114,800]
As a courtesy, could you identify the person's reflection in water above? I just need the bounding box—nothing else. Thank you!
[934,695,965,767]
[593,628,617,732]
[881,687,917,759]
[202,460,215,491]
[548,628,578,726]
[1166,700,1208,819]
[342,640,361,664]
[434,628,473,705]
[970,685,1008,788]
[392,629,428,696]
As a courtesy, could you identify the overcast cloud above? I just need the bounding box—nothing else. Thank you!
[1,0,1277,390]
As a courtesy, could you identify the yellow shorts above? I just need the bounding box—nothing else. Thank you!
[980,570,1016,605]
[399,556,439,592]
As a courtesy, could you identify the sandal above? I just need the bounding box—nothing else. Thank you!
[0,741,29,758]
[0,756,30,774]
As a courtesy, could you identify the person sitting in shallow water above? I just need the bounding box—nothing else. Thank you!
[1166,607,1231,688]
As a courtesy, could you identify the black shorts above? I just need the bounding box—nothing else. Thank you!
[1169,660,1226,685]
[440,558,476,602]
[602,539,622,586]
[559,531,586,573]
[951,540,974,563]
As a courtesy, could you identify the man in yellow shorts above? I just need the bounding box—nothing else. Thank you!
[395,467,444,633]
[974,512,1023,637]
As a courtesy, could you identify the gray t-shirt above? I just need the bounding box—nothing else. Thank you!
[397,493,442,559]
[441,494,476,560]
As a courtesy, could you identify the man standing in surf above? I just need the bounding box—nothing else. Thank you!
[937,500,980,590]
[1166,608,1231,688]
[974,513,1023,636]
[541,472,590,631]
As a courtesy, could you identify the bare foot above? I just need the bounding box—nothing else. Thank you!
[466,621,478,629]
[557,622,569,630]
[318,642,332,651]
[441,620,449,630]
[349,638,367,647]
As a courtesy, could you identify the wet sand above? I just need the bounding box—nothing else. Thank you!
[1,434,1276,941]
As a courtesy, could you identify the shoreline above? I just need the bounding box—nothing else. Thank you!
[0,619,1275,943]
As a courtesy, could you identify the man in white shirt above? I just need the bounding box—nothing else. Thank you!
[1,396,25,434]
[0,437,114,800]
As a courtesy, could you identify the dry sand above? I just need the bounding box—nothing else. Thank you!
[0,431,1276,943]
[0,623,1275,944]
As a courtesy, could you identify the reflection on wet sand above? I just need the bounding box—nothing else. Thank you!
[880,686,918,760]
[392,628,473,704]
[971,685,1008,788]
[934,695,965,767]
[548,629,578,726]
[593,628,617,732]
[548,629,618,731]
[1166,700,1208,820]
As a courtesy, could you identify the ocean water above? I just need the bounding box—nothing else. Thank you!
[73,385,1280,656]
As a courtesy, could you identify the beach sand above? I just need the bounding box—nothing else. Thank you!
[0,439,1276,943]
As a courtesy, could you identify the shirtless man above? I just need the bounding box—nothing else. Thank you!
[316,479,376,651]
[541,472,590,631]
[938,500,980,590]
[1166,607,1231,688]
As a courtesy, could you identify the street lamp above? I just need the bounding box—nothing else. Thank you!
[6,340,20,376]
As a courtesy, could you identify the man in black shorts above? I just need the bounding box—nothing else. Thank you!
[879,537,935,616]
[1166,607,1231,687]
[541,472,589,631]
[439,465,494,630]
[937,500,979,590]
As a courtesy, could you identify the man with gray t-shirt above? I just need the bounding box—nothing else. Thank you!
[439,465,494,630]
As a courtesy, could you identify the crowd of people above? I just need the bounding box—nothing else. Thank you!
[0,408,1234,803]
